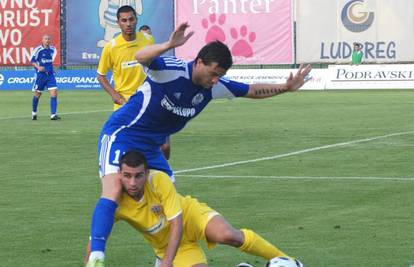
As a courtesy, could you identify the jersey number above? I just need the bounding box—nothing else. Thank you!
[113,149,121,165]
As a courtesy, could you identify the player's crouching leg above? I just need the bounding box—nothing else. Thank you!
[86,173,123,267]
[205,215,287,260]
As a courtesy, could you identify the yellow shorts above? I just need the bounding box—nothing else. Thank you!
[182,196,219,249]
[172,242,207,266]
[155,196,220,266]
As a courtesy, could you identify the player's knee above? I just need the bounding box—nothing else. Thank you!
[217,228,243,247]
[101,174,122,202]
[50,89,57,97]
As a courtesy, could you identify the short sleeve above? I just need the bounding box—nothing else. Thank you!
[137,31,155,46]
[147,57,166,71]
[30,47,39,63]
[211,77,249,99]
[97,43,112,75]
[30,54,36,63]
[51,46,57,62]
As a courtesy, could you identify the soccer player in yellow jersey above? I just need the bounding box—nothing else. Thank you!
[97,5,171,159]
[86,151,301,267]
[97,5,154,111]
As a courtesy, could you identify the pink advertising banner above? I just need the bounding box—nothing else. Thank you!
[175,0,293,64]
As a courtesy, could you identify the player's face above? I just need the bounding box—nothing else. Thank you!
[42,35,52,47]
[117,12,137,36]
[119,164,148,199]
[193,59,227,89]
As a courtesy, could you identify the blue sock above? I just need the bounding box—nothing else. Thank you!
[32,96,39,113]
[90,198,118,253]
[50,96,57,115]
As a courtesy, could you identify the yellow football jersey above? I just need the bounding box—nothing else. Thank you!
[97,32,154,107]
[115,170,218,259]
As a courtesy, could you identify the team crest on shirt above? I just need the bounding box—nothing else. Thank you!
[191,93,204,106]
[173,92,182,99]
[151,205,163,216]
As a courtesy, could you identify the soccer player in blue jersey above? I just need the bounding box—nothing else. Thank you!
[31,34,60,120]
[86,23,311,266]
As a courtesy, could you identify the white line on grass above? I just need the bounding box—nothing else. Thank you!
[0,99,230,121]
[175,174,414,181]
[0,109,111,120]
[175,131,414,174]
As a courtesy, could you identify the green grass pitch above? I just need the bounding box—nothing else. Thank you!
[0,89,413,266]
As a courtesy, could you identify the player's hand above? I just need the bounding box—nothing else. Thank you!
[285,64,312,92]
[112,93,126,105]
[168,22,194,49]
[37,66,45,72]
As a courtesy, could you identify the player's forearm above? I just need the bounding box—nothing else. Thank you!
[245,83,289,99]
[32,62,41,70]
[97,75,117,97]
[246,65,312,99]
[135,42,172,66]
[162,215,183,265]
[136,22,193,67]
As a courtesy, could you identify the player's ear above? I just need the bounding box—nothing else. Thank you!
[195,58,203,67]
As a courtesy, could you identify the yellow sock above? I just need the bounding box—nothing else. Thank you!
[239,229,286,260]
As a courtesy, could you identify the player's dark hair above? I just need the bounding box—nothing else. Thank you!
[117,5,137,20]
[119,151,148,170]
[139,25,151,31]
[195,41,233,70]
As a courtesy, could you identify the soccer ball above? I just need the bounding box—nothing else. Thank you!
[265,257,304,267]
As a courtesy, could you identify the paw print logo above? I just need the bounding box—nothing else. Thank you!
[202,14,226,43]
[230,25,256,58]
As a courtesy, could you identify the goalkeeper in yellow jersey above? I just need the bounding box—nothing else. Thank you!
[85,150,295,267]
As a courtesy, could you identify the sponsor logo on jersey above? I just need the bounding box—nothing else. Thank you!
[191,93,204,106]
[145,216,166,235]
[41,58,53,64]
[121,60,140,69]
[161,95,196,118]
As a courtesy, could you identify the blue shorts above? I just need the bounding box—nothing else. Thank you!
[32,72,57,92]
[98,133,174,182]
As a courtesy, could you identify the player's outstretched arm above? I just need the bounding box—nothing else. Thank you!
[244,64,312,99]
[135,22,194,66]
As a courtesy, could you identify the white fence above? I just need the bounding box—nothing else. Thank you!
[226,64,414,90]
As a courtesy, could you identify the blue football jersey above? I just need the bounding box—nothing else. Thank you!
[101,56,249,146]
[30,45,56,74]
